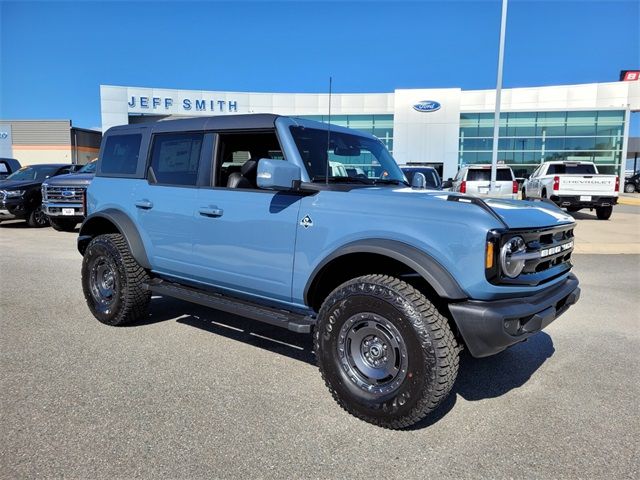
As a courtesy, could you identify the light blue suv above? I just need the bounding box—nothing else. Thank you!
[78,114,580,428]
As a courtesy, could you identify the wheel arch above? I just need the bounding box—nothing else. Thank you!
[304,239,467,312]
[78,209,151,269]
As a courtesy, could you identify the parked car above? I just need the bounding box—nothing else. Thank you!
[0,158,21,180]
[401,166,442,189]
[0,164,77,227]
[624,173,639,193]
[451,164,518,199]
[78,114,580,429]
[522,161,618,220]
[42,160,96,231]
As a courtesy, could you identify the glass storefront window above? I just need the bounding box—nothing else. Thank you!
[459,109,624,176]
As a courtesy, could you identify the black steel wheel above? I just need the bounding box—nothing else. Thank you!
[81,233,150,325]
[315,274,459,429]
[27,206,49,228]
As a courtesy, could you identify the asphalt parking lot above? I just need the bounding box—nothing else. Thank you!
[1,208,639,479]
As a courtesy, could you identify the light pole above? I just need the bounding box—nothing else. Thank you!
[490,0,508,193]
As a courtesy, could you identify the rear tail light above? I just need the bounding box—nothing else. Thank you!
[513,181,518,194]
[615,176,620,192]
[553,176,560,191]
[460,180,466,194]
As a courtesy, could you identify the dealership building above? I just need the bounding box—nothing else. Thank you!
[0,120,101,166]
[100,80,640,179]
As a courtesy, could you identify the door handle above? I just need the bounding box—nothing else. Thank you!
[199,206,224,218]
[135,200,154,210]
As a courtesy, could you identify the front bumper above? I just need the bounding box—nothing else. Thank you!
[449,273,580,358]
[42,202,85,219]
[550,195,617,208]
[0,198,28,220]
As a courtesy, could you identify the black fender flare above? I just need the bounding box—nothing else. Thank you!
[77,209,151,269]
[303,239,468,305]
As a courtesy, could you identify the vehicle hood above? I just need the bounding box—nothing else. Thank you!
[42,173,95,187]
[350,187,575,229]
[0,179,41,190]
[482,197,574,228]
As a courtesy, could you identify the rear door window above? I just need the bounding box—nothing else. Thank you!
[546,163,597,175]
[101,134,142,175]
[466,168,513,181]
[150,132,203,186]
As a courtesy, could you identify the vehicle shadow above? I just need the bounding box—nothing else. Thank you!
[134,297,554,429]
[134,296,315,364]
[0,220,31,228]
[569,210,599,221]
[410,333,555,429]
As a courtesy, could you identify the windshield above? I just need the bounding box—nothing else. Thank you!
[5,165,59,182]
[78,161,97,174]
[290,126,406,185]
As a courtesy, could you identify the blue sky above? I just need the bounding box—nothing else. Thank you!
[1,0,639,133]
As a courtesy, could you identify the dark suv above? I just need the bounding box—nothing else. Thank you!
[0,164,77,227]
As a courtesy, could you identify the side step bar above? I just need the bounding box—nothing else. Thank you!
[142,279,316,334]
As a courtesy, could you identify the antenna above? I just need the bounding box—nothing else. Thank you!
[325,76,332,185]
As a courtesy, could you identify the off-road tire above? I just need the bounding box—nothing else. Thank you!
[81,233,151,326]
[566,207,581,213]
[50,217,78,232]
[314,274,459,429]
[521,188,527,200]
[624,183,636,193]
[596,205,613,220]
[27,206,49,228]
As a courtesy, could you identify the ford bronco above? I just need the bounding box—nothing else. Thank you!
[78,114,580,428]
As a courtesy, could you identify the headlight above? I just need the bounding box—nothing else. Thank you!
[3,190,25,198]
[500,236,526,278]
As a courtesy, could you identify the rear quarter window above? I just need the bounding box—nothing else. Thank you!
[100,134,142,175]
[466,168,513,181]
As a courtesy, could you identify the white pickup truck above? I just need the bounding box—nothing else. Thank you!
[522,161,619,220]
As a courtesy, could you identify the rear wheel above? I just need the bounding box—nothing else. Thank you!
[521,188,527,200]
[596,205,613,220]
[315,274,459,429]
[567,207,581,213]
[27,206,49,228]
[50,217,78,232]
[81,233,151,325]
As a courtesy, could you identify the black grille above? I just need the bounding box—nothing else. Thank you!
[487,224,575,286]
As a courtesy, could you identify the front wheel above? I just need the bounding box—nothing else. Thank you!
[596,205,613,220]
[81,233,151,325]
[315,274,459,429]
[27,206,49,228]
[624,183,636,193]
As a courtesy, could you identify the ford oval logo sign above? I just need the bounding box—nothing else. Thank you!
[413,100,441,113]
[62,190,74,197]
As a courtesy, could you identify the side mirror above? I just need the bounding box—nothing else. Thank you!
[257,159,301,190]
[411,172,427,189]
[442,179,453,189]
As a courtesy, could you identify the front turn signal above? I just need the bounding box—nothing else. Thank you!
[485,241,494,269]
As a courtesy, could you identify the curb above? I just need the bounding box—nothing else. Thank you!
[618,197,640,206]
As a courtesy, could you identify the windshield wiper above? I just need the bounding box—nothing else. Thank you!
[311,176,373,185]
[372,178,410,186]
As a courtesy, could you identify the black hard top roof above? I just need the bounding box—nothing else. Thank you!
[107,114,281,135]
